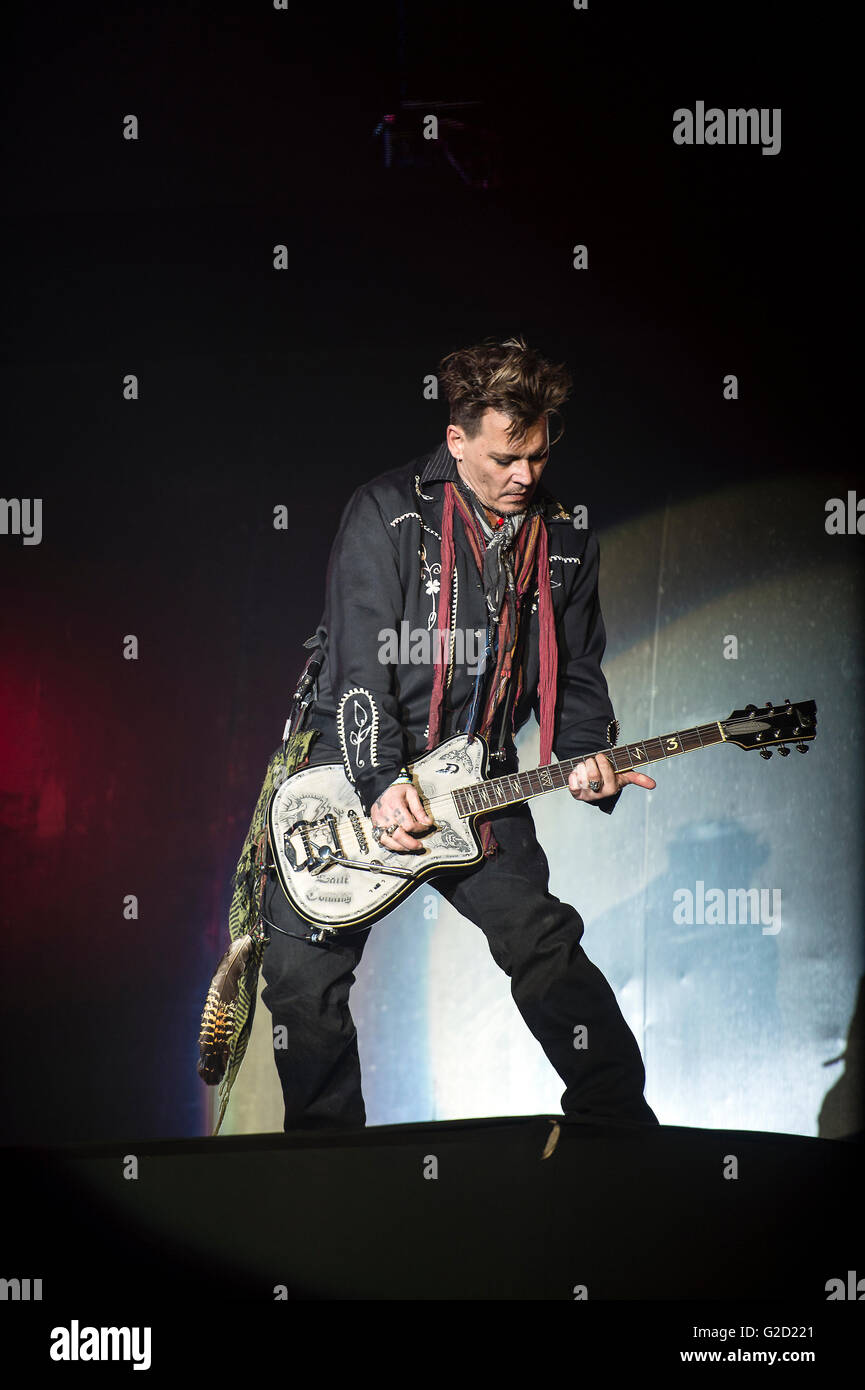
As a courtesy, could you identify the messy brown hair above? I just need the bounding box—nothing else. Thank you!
[437,334,572,446]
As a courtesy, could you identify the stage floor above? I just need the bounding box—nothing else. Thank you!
[2,1114,861,1302]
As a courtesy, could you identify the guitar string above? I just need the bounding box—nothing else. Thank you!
[306,724,715,848]
[289,716,803,854]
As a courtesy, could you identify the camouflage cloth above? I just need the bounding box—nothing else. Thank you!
[210,728,319,1135]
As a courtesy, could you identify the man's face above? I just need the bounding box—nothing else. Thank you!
[447,410,549,518]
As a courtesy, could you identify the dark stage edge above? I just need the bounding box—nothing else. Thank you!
[2,1114,862,1307]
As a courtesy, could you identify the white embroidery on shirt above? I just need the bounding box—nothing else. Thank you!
[446,566,458,691]
[336,686,380,782]
[420,543,442,631]
[390,511,442,540]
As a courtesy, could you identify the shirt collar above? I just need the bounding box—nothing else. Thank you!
[420,441,459,484]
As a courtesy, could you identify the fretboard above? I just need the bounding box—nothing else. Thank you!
[452,721,726,818]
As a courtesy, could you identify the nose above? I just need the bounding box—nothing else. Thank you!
[510,461,532,487]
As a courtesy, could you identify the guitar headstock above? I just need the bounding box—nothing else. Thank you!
[722,699,817,758]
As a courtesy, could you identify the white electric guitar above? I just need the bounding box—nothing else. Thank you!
[267,699,817,933]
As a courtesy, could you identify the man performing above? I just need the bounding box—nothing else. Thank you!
[260,335,659,1130]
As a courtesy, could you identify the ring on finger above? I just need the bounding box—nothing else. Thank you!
[588,778,602,793]
[373,824,399,844]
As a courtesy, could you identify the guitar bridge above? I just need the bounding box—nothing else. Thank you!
[284,813,344,873]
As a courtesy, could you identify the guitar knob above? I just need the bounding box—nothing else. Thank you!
[778,745,790,756]
[759,748,773,759]
[796,742,809,753]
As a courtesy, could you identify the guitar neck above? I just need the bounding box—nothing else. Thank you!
[452,721,727,818]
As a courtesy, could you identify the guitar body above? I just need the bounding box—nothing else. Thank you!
[268,734,490,930]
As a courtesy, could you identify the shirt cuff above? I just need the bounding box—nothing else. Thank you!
[355,765,407,817]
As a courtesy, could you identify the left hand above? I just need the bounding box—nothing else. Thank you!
[567,752,656,802]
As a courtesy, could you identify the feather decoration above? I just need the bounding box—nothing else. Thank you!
[541,1119,561,1160]
[197,935,255,1085]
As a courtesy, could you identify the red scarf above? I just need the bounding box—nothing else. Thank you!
[426,482,558,852]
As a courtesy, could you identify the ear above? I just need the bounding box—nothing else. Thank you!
[446,423,464,458]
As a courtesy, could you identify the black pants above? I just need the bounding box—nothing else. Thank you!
[260,784,658,1130]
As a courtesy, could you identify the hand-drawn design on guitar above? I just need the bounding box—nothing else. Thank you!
[267,700,817,933]
[436,739,476,777]
[432,819,472,854]
[306,887,352,904]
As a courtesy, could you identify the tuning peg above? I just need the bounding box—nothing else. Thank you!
[765,700,773,708]
[759,748,773,759]
[746,704,757,716]
[778,745,790,756]
[796,742,809,754]
[784,698,791,705]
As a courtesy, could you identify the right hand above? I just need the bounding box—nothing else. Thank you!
[370,783,433,853]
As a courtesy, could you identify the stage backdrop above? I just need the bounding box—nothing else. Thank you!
[0,1,858,1148]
